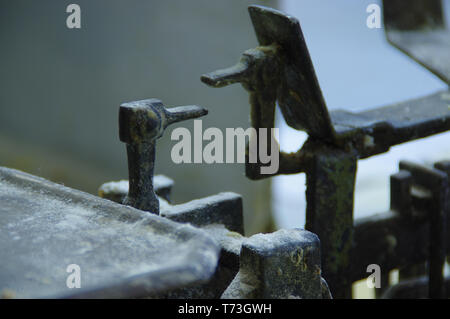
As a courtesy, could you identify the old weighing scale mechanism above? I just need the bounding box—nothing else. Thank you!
[1,2,450,299]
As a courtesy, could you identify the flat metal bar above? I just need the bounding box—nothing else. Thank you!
[248,5,336,141]
[350,209,450,284]
[435,161,450,267]
[382,0,449,84]
[383,0,445,31]
[382,275,450,299]
[350,211,427,283]
[331,90,450,158]
[386,30,450,85]
[390,170,413,217]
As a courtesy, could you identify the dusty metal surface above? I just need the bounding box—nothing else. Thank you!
[0,167,220,298]
[221,229,328,299]
[383,0,450,84]
[99,168,246,298]
[98,175,174,204]
[2,2,448,300]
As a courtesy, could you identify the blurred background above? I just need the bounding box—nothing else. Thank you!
[1,0,450,297]
[0,0,276,235]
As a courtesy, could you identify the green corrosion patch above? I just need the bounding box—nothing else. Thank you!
[310,148,356,277]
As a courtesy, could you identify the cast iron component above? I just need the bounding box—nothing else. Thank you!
[382,276,450,299]
[119,99,207,214]
[382,0,450,84]
[202,4,450,298]
[98,175,174,204]
[99,183,246,298]
[202,5,450,180]
[0,167,220,298]
[221,229,330,299]
[351,160,449,299]
[201,5,335,179]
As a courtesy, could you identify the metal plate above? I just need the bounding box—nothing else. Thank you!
[386,30,450,84]
[383,0,450,84]
[248,5,336,141]
[0,167,219,298]
[330,90,450,158]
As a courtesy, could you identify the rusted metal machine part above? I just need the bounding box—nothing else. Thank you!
[383,0,445,31]
[400,161,447,298]
[201,44,281,179]
[330,91,450,158]
[95,95,330,299]
[382,276,450,299]
[99,181,244,235]
[119,99,207,214]
[383,0,450,84]
[99,173,331,298]
[303,147,357,299]
[389,171,427,298]
[350,161,449,298]
[435,161,450,267]
[157,193,245,299]
[202,4,450,298]
[99,175,174,204]
[0,167,220,298]
[221,229,330,299]
[2,162,327,298]
[99,176,245,298]
[201,5,335,180]
[98,174,331,299]
[202,5,450,179]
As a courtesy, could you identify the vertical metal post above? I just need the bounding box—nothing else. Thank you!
[435,161,450,268]
[428,179,447,299]
[124,142,158,213]
[399,161,447,299]
[305,146,357,299]
[391,169,427,292]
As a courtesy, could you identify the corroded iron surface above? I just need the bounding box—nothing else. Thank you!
[119,99,207,214]
[0,167,219,298]
[222,229,329,299]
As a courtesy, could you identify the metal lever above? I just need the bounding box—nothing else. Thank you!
[119,98,208,214]
[202,45,281,179]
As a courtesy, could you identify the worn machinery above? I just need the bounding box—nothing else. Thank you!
[201,1,450,298]
[1,2,450,299]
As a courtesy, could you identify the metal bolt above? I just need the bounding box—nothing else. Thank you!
[119,98,207,214]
